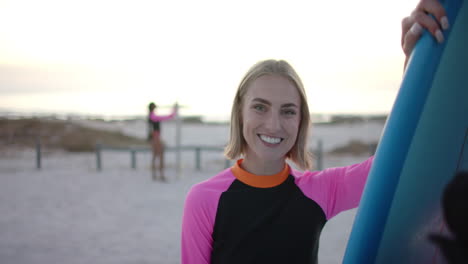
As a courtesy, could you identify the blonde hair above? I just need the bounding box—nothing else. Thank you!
[224,59,313,170]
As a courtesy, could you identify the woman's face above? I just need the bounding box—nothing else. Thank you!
[241,75,301,164]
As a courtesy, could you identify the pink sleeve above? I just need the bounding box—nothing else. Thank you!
[149,108,176,122]
[181,170,235,264]
[296,156,374,220]
[181,186,215,264]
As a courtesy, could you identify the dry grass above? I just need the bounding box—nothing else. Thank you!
[329,140,378,156]
[0,118,147,152]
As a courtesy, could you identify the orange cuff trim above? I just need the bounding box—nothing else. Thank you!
[231,159,290,188]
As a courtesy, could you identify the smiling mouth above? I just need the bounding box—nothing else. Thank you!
[258,134,283,144]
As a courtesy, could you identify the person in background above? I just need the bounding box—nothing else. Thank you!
[148,102,177,181]
[181,0,449,263]
[430,171,468,264]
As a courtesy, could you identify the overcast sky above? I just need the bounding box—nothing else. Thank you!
[0,0,419,120]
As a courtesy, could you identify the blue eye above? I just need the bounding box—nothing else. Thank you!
[253,104,266,111]
[282,109,297,115]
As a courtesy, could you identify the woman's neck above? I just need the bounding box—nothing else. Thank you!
[241,156,286,176]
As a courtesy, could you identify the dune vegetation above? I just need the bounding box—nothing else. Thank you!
[0,118,147,152]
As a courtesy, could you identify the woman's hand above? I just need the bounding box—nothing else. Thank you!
[401,0,449,69]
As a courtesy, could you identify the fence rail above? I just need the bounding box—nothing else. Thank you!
[95,143,230,172]
[95,141,325,172]
[22,138,329,171]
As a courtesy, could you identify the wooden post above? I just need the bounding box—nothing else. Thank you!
[195,147,201,171]
[131,149,137,169]
[35,136,41,170]
[316,139,323,171]
[96,143,102,171]
[175,102,182,178]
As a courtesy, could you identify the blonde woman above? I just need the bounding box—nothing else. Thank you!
[181,1,449,262]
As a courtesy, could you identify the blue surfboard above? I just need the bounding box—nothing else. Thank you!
[343,0,468,263]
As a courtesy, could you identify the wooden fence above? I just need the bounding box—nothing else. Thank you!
[26,139,329,171]
[95,143,230,171]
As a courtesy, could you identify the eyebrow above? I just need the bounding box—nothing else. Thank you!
[252,98,298,108]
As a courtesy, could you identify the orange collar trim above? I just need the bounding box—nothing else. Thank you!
[230,159,290,188]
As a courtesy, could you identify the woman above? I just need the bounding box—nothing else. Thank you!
[148,102,177,181]
[181,1,449,263]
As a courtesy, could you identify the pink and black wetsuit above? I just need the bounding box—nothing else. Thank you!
[148,109,176,139]
[181,157,374,264]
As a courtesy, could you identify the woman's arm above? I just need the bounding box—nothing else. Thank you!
[298,156,375,220]
[149,107,177,122]
[181,186,214,264]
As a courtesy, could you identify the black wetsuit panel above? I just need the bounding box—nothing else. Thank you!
[211,175,327,264]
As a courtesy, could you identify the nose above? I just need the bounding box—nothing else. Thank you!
[264,111,281,132]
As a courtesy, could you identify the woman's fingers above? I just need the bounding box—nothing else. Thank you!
[402,0,450,57]
[415,0,448,26]
[401,0,451,69]
[413,9,448,42]
[413,0,449,41]
[402,22,420,57]
[402,17,419,57]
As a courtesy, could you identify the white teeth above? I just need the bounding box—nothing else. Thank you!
[259,134,281,144]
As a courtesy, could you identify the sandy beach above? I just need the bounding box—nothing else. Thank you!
[0,118,384,264]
